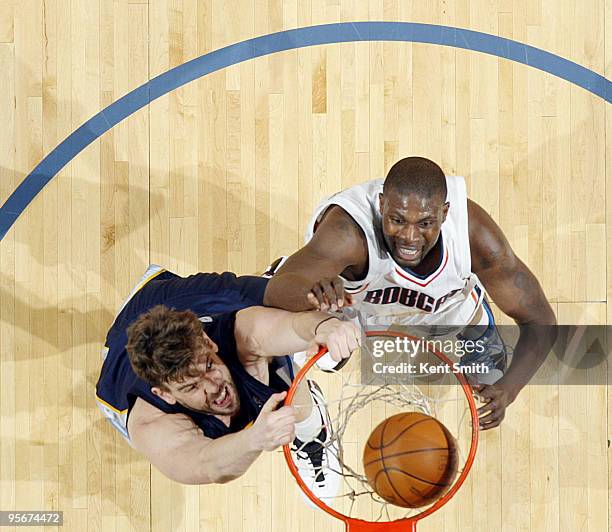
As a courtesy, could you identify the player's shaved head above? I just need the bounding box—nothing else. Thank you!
[383,157,447,201]
[379,157,449,268]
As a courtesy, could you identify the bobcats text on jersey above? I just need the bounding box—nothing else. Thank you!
[363,286,462,313]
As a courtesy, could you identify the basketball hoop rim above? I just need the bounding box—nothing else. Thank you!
[282,330,480,530]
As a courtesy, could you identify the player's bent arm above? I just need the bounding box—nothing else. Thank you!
[468,200,557,410]
[263,206,368,311]
[127,398,263,485]
[235,306,360,362]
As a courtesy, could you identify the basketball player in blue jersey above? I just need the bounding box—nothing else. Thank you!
[96,265,360,498]
[264,157,557,430]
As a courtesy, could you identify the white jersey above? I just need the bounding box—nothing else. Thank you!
[305,177,485,328]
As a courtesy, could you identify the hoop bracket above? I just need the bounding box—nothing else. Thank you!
[345,518,416,532]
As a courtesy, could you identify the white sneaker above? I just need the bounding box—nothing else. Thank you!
[291,381,341,507]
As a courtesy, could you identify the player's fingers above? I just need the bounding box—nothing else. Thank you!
[306,291,321,310]
[331,277,345,307]
[271,420,296,438]
[478,406,498,421]
[340,333,353,359]
[322,280,340,311]
[475,386,497,402]
[305,341,319,358]
[347,324,362,350]
[343,291,354,306]
[267,413,295,431]
[278,430,296,446]
[477,399,497,417]
[326,335,347,362]
[479,411,504,430]
[346,336,359,355]
[324,337,339,362]
[271,405,296,422]
[276,407,296,422]
[310,284,329,311]
[478,404,503,425]
[259,391,287,414]
[274,419,296,437]
[334,333,352,361]
[273,424,296,443]
[276,404,295,415]
[278,415,296,430]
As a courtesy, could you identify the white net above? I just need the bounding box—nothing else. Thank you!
[287,330,478,524]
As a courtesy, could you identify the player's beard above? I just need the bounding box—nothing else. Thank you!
[178,381,241,416]
[383,233,424,267]
[384,232,442,269]
[207,381,240,416]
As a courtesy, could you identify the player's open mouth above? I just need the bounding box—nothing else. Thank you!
[396,246,421,261]
[213,385,231,407]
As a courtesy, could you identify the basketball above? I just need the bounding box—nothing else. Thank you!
[362,412,459,508]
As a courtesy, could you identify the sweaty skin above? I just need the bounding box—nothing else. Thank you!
[263,191,557,429]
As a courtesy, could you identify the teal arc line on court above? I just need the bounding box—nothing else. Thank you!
[0,21,610,241]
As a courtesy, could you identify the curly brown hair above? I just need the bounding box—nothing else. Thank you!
[126,305,209,390]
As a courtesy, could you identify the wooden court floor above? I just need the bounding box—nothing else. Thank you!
[0,1,609,531]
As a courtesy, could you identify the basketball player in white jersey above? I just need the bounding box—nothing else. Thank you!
[264,157,557,430]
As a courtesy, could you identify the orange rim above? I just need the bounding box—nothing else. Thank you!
[282,330,480,529]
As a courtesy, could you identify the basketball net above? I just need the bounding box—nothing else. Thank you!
[283,329,479,532]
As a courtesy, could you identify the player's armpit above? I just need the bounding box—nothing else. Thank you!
[263,206,368,311]
[128,399,261,485]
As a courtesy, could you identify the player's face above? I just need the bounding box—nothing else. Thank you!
[379,191,449,268]
[163,335,241,417]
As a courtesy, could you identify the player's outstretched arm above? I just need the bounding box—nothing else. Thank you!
[263,206,368,311]
[235,306,361,364]
[468,199,557,429]
[128,394,295,485]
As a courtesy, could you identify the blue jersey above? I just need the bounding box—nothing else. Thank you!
[95,266,292,440]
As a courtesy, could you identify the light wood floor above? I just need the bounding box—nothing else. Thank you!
[0,1,609,531]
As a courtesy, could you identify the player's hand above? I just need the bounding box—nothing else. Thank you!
[308,318,361,363]
[472,383,518,430]
[250,392,296,451]
[306,276,354,312]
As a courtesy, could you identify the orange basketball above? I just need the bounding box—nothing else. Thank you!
[362,412,459,508]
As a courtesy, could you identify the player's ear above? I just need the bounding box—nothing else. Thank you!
[378,193,384,215]
[441,202,450,223]
[151,386,176,405]
[202,332,218,353]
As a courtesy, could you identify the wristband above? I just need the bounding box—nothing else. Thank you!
[314,316,338,336]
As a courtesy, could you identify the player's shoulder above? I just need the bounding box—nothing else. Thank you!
[466,198,481,220]
[128,397,207,448]
[316,204,364,239]
[466,198,498,236]
[466,199,513,271]
[127,397,166,444]
[309,204,369,265]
